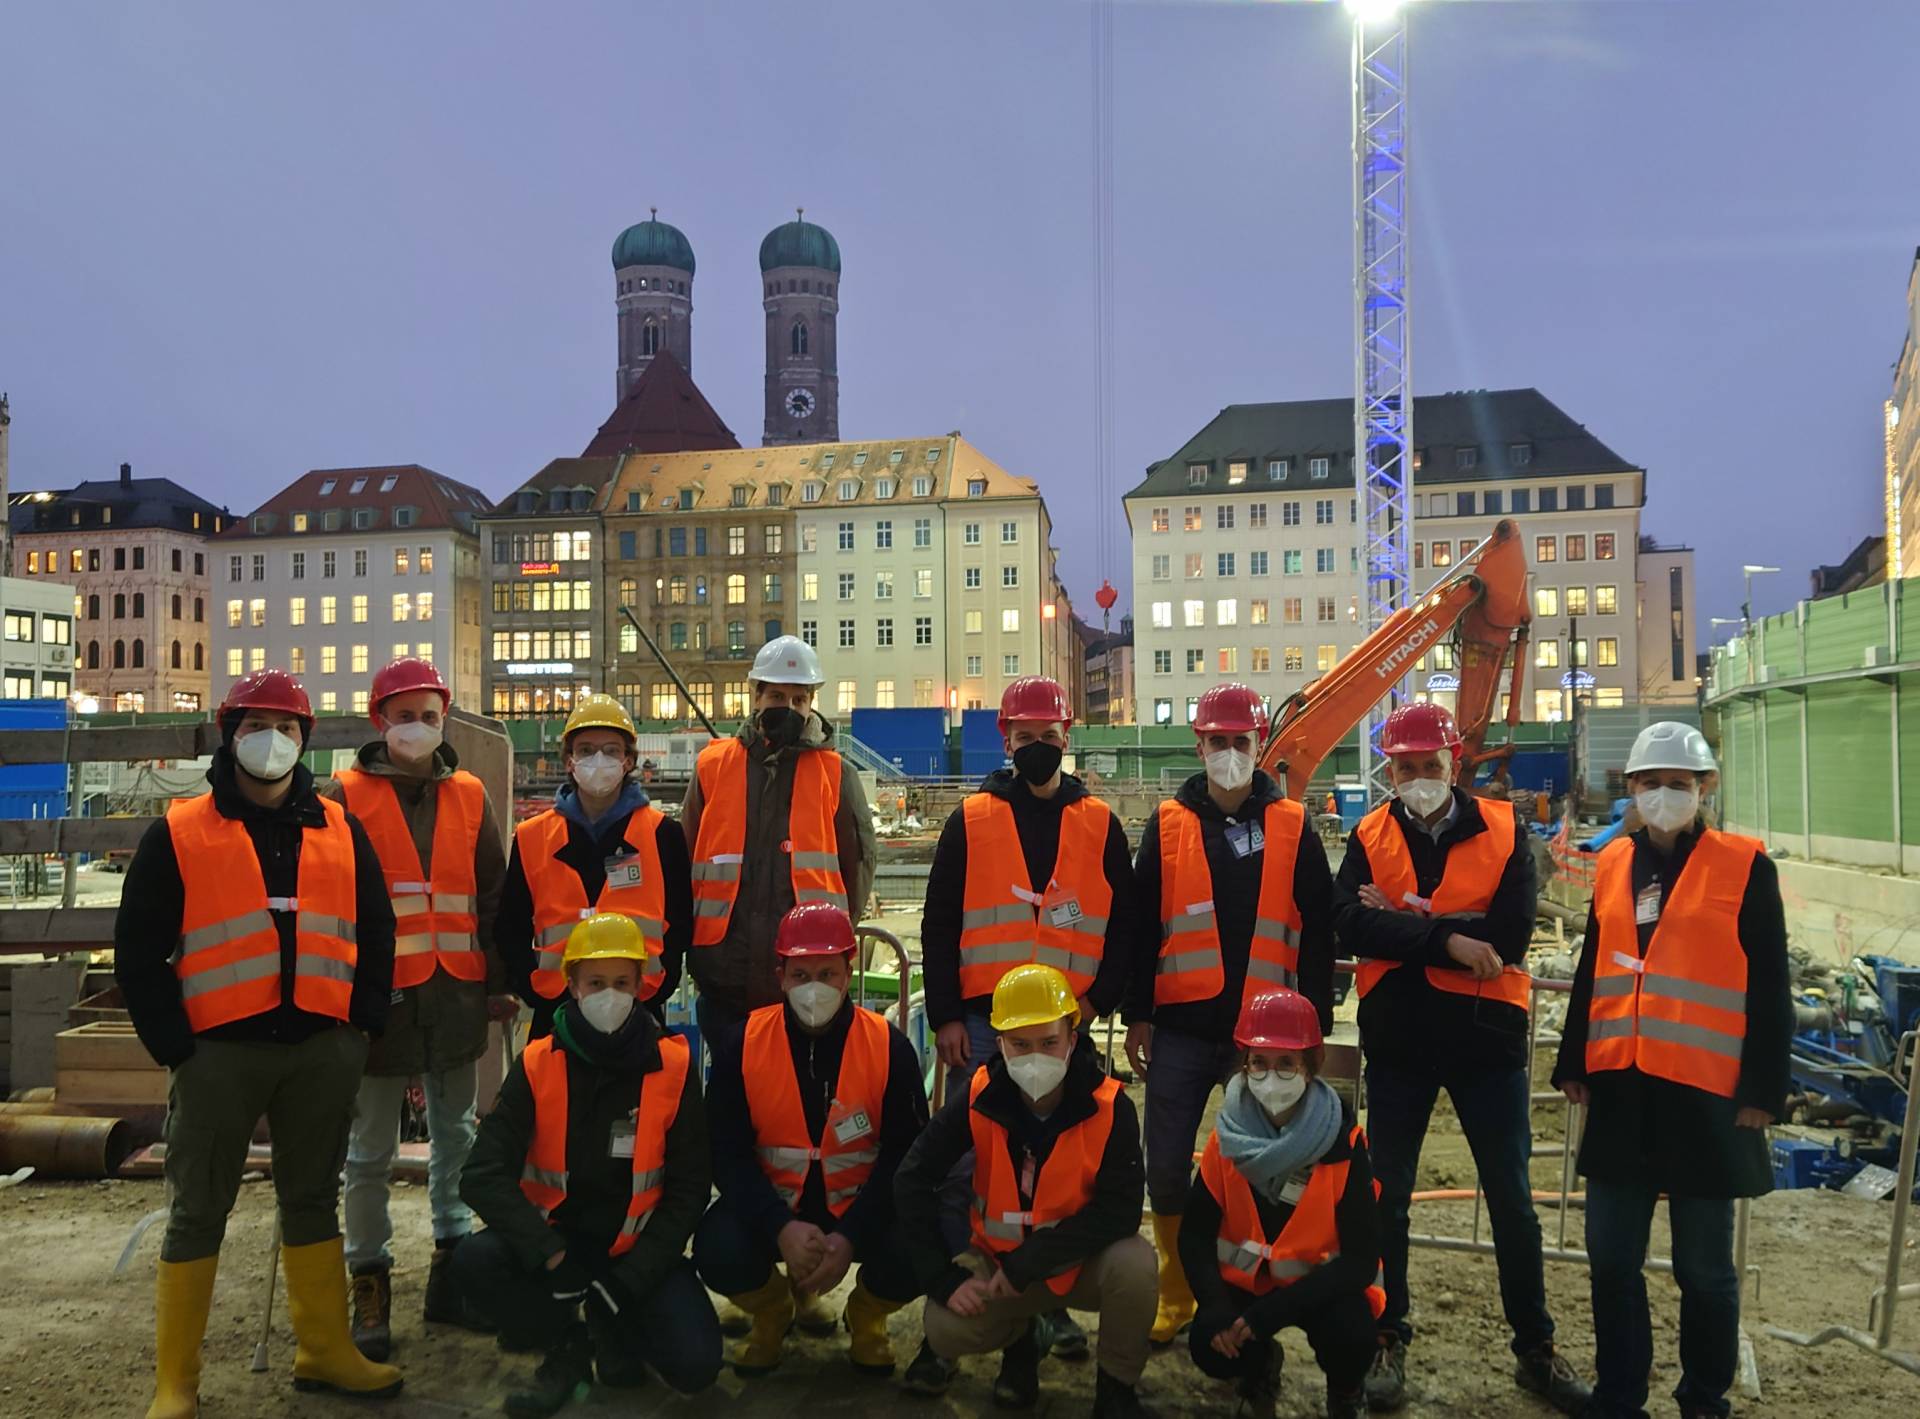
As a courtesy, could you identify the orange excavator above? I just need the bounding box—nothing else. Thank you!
[1256,518,1533,801]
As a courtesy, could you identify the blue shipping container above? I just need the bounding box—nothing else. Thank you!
[961,709,1007,782]
[0,699,70,820]
[850,708,950,779]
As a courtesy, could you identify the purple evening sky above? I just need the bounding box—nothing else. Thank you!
[2,1,1916,636]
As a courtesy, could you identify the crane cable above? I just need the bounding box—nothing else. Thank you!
[1091,0,1117,630]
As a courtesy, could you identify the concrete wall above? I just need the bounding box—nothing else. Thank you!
[1772,856,1920,969]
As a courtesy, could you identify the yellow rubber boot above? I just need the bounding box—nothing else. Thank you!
[727,1272,796,1378]
[1150,1213,1196,1345]
[147,1255,219,1419]
[280,1237,404,1399]
[843,1280,906,1376]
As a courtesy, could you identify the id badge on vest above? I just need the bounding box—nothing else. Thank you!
[827,1097,874,1147]
[1278,1166,1312,1207]
[1635,882,1662,926]
[609,1111,637,1159]
[1225,820,1264,859]
[604,850,643,890]
[1041,881,1083,929]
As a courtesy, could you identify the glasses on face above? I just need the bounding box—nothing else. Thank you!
[1244,1063,1301,1082]
[572,748,625,767]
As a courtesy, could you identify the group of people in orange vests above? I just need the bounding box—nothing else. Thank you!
[117,635,1786,1419]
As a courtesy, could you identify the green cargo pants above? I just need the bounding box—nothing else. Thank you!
[161,1025,369,1262]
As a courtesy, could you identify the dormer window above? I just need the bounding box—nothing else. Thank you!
[838,480,858,501]
[967,478,987,498]
[292,513,309,533]
[679,488,696,510]
[820,453,836,470]
[352,508,375,529]
[379,474,398,492]
[731,486,750,508]
[516,491,539,514]
[1509,442,1533,466]
[394,507,415,528]
[1187,463,1209,487]
[1455,446,1479,471]
[913,476,932,497]
[853,451,868,467]
[889,450,904,465]
[875,478,896,499]
[547,489,566,512]
[349,477,368,494]
[767,483,788,507]
[802,482,822,504]
[319,479,337,496]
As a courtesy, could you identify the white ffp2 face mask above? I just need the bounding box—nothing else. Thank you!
[1396,777,1452,818]
[576,987,635,1035]
[787,981,844,1029]
[572,757,625,797]
[234,728,302,782]
[1204,748,1254,792]
[384,721,442,762]
[1248,1070,1307,1116]
[1635,786,1700,833]
[1004,1051,1070,1101]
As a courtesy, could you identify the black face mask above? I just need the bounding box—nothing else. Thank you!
[1012,741,1063,786]
[759,705,804,748]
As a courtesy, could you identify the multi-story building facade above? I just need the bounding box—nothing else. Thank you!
[213,466,488,714]
[1636,539,1698,705]
[1084,615,1135,725]
[9,462,228,711]
[1127,388,1650,727]
[1891,246,1919,579]
[0,574,80,704]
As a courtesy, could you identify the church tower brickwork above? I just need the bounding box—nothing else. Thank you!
[760,212,840,446]
[612,212,696,402]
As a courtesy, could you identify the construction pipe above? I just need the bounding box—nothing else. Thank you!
[0,1101,81,1117]
[0,1114,134,1178]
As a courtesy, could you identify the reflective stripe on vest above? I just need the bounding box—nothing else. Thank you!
[515,806,668,1002]
[1199,1128,1385,1317]
[168,792,359,1033]
[336,767,486,989]
[690,739,847,943]
[1154,798,1307,1009]
[1350,798,1531,1010]
[956,793,1115,999]
[1584,829,1760,1099]
[967,1067,1121,1296]
[518,1032,690,1256]
[742,1002,891,1217]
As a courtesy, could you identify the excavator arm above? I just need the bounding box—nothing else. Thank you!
[1257,518,1532,801]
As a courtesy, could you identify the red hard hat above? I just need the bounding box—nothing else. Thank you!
[219,669,314,728]
[1379,702,1462,756]
[369,657,450,721]
[1234,988,1323,1051]
[1193,683,1269,738]
[773,901,858,959]
[997,676,1072,734]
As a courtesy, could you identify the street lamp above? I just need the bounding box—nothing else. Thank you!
[1740,564,1781,636]
[1708,617,1744,641]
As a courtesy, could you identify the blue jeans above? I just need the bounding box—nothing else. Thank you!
[1144,1027,1239,1216]
[1585,1177,1738,1419]
[1365,1061,1553,1354]
[343,1065,478,1267]
[693,1193,921,1304]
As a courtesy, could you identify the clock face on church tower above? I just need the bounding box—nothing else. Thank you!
[785,388,817,418]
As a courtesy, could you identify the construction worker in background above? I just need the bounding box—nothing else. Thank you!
[1553,723,1791,1419]
[455,913,719,1415]
[895,965,1157,1418]
[693,902,929,1379]
[1179,989,1382,1419]
[320,658,510,1359]
[1126,682,1337,1348]
[1333,702,1589,1414]
[115,669,402,1416]
[496,693,691,1039]
[681,633,876,1049]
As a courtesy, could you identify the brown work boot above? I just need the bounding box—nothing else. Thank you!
[350,1262,392,1363]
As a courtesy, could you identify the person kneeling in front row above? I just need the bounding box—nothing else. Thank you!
[895,963,1157,1417]
[455,913,719,1416]
[1181,989,1380,1419]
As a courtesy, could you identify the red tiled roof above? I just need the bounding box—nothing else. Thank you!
[583,350,740,458]
[220,464,493,539]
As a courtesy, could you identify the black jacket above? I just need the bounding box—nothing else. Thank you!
[1128,771,1336,1036]
[920,770,1137,1027]
[1179,1106,1382,1338]
[495,789,692,1037]
[1551,827,1792,1198]
[460,999,709,1294]
[115,752,397,1069]
[706,1000,929,1252]
[895,1039,1144,1304]
[1332,790,1538,1075]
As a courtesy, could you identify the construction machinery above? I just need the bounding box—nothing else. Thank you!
[1257,518,1533,802]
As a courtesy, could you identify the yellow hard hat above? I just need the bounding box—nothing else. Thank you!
[990,963,1079,1032]
[562,912,648,970]
[564,692,636,743]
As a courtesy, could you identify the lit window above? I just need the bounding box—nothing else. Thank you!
[417,592,432,621]
[395,548,409,575]
[249,647,266,672]
[1216,599,1238,626]
[290,597,307,626]
[1536,537,1557,564]
[321,691,338,713]
[1596,586,1618,615]
[226,647,243,676]
[1596,637,1619,667]
[249,598,266,628]
[392,593,411,622]
[322,596,337,625]
[1565,588,1587,617]
[1218,648,1238,673]
[1316,645,1337,672]
[1151,602,1172,629]
[1001,609,1020,633]
[1535,588,1559,618]
[1151,507,1170,533]
[916,569,933,598]
[1183,506,1202,532]
[966,610,983,634]
[1184,600,1205,628]
[1536,640,1560,668]
[837,680,857,714]
[226,599,243,628]
[1251,648,1270,672]
[352,595,368,623]
[352,645,370,673]
[1595,533,1616,560]
[321,645,338,674]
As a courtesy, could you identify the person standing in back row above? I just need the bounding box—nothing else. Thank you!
[1333,703,1589,1415]
[1127,683,1336,1349]
[323,658,511,1360]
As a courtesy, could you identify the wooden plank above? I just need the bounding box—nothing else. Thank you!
[56,1023,149,1072]
[0,908,117,947]
[0,818,156,855]
[55,1066,170,1105]
[0,713,371,767]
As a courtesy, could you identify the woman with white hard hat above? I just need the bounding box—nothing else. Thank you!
[1552,722,1792,1419]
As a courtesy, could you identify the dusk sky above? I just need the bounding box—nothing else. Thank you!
[4,1,1916,637]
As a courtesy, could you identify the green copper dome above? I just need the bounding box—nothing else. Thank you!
[759,213,840,274]
[611,215,695,274]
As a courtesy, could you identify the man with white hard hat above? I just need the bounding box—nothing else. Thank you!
[681,634,876,1049]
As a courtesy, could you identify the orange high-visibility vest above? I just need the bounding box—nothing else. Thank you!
[1155,798,1307,1008]
[167,792,359,1033]
[956,794,1114,1000]
[968,1067,1121,1296]
[336,767,485,989]
[742,1002,890,1217]
[518,1032,689,1257]
[1585,830,1761,1099]
[1199,1128,1385,1314]
[515,807,667,1002]
[691,739,846,945]
[1351,797,1530,1010]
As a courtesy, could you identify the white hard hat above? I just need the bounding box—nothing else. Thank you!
[1624,721,1716,775]
[750,635,824,687]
